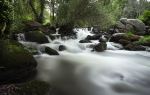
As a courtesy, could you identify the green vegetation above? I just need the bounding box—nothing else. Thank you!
[139,10,150,26]
[0,0,12,39]
[24,31,49,44]
[126,31,135,37]
[138,36,150,44]
[1,0,150,33]
[0,40,35,68]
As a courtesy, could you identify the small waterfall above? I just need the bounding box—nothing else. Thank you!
[45,35,52,43]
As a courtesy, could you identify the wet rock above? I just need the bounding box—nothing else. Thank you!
[93,42,107,52]
[25,31,49,44]
[45,47,59,55]
[86,34,102,40]
[118,39,130,46]
[79,39,92,43]
[110,33,140,44]
[99,36,107,43]
[140,42,150,47]
[23,21,42,31]
[124,43,146,51]
[0,40,37,84]
[108,28,119,35]
[59,45,66,51]
[110,33,127,43]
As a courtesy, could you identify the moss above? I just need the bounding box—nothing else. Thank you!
[14,80,50,95]
[25,31,49,44]
[0,40,36,68]
[126,31,134,37]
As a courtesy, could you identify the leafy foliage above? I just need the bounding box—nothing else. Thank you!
[0,0,12,38]
[56,0,113,28]
[138,36,150,44]
[139,10,150,26]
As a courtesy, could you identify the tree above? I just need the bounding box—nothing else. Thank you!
[55,0,112,29]
[28,0,46,23]
[0,0,12,39]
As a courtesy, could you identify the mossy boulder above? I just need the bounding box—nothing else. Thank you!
[124,43,146,51]
[25,31,49,44]
[110,33,140,45]
[0,40,37,84]
[93,42,107,52]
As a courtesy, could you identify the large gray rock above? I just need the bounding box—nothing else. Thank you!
[116,18,145,35]
[127,19,145,33]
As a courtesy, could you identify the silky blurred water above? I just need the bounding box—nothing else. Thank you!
[22,28,150,95]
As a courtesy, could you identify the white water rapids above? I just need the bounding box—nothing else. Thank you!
[21,28,150,95]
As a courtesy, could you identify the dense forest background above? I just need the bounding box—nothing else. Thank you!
[0,0,150,37]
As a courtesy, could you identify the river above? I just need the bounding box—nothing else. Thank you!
[21,28,150,95]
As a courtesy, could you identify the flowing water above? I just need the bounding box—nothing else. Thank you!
[20,28,150,95]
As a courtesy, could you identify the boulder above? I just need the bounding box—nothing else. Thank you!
[116,21,126,29]
[127,19,145,33]
[99,36,107,43]
[23,21,42,31]
[79,39,92,43]
[118,39,130,46]
[25,31,49,44]
[124,43,146,51]
[93,42,107,52]
[45,47,59,55]
[110,33,127,43]
[116,18,145,35]
[0,40,37,84]
[59,45,66,51]
[86,34,102,40]
[110,33,140,44]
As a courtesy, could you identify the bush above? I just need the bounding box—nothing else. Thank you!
[0,0,12,37]
[139,10,150,26]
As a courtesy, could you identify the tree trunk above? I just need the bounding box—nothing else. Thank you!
[28,0,45,24]
[38,0,45,23]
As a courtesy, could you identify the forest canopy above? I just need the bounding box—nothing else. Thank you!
[0,0,150,34]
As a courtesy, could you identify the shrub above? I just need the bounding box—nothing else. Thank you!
[139,10,150,26]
